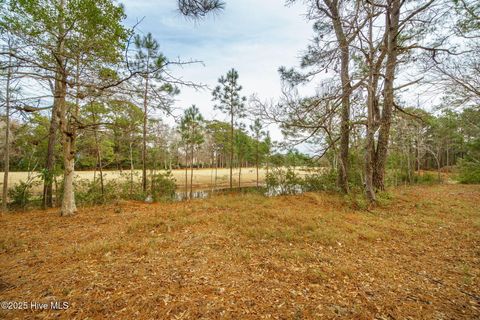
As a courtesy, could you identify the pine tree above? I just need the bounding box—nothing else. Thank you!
[133,33,179,195]
[212,68,246,189]
[179,105,204,198]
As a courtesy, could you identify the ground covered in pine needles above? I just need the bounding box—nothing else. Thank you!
[1,184,479,319]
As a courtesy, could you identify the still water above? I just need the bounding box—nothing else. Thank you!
[173,185,305,201]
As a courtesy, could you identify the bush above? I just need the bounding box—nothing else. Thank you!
[116,171,145,201]
[150,171,177,201]
[266,168,340,196]
[392,170,442,186]
[344,188,369,210]
[8,180,35,209]
[457,160,480,184]
[71,171,177,206]
[73,178,106,206]
[69,172,144,206]
[301,170,338,192]
[266,167,302,195]
[415,172,442,184]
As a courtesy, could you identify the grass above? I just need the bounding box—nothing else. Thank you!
[0,184,479,319]
[0,167,317,197]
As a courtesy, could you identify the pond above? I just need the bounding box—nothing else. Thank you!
[173,184,305,201]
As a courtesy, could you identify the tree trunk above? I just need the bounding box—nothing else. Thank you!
[364,8,378,203]
[327,1,351,194]
[59,91,77,216]
[238,159,242,188]
[229,111,234,189]
[190,145,194,198]
[57,0,77,216]
[93,122,104,201]
[43,94,59,209]
[2,50,12,212]
[61,146,77,216]
[142,72,150,194]
[256,140,259,187]
[373,0,400,191]
[365,100,376,202]
[214,151,218,189]
[185,148,188,198]
[129,140,134,197]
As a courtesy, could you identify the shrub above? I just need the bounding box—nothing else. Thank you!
[8,180,35,209]
[301,170,338,192]
[344,188,369,210]
[117,171,145,201]
[74,178,105,206]
[59,170,177,207]
[415,172,442,184]
[266,167,302,195]
[457,160,480,184]
[69,172,145,206]
[393,170,442,185]
[150,171,177,201]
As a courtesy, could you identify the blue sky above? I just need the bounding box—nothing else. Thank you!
[121,0,314,140]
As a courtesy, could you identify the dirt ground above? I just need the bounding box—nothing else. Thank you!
[1,184,479,319]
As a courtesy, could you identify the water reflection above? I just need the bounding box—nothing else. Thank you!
[173,185,305,201]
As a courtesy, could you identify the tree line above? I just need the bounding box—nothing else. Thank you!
[1,0,479,214]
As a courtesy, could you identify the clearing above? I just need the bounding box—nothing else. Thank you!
[0,184,479,319]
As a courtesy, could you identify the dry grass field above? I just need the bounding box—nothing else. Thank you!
[0,167,316,195]
[0,168,266,195]
[1,184,479,319]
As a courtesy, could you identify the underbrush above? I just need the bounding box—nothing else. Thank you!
[3,171,177,209]
[265,167,338,196]
[74,171,177,206]
[457,160,480,184]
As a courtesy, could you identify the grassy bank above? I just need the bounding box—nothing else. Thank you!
[1,184,479,319]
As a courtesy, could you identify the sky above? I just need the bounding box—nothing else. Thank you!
[121,0,314,141]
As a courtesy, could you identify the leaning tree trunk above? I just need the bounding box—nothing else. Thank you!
[373,0,400,191]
